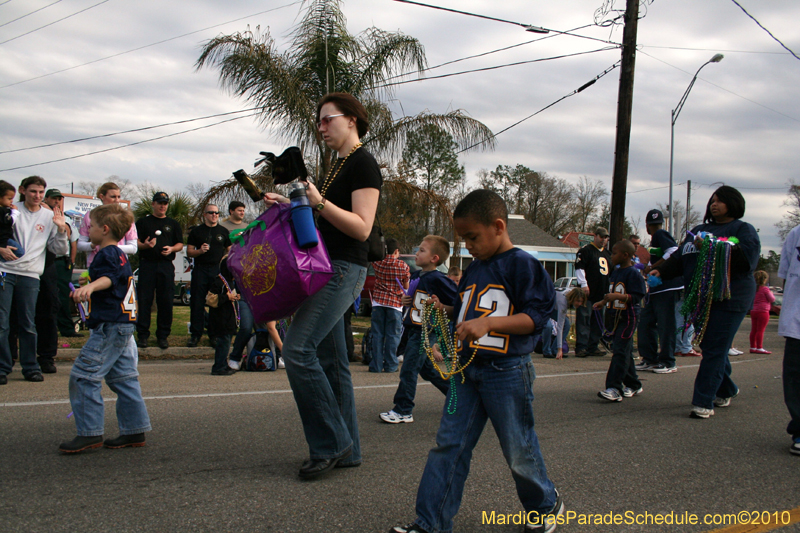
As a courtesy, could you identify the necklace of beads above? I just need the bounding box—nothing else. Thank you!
[318,142,362,199]
[680,233,738,344]
[419,302,478,415]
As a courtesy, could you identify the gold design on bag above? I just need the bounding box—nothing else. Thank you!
[241,243,278,296]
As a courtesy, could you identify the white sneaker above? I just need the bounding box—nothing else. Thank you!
[652,364,677,374]
[228,359,241,371]
[278,357,285,369]
[728,348,742,356]
[713,390,738,408]
[397,355,404,363]
[622,386,643,398]
[379,410,414,424]
[690,406,715,419]
[598,388,622,402]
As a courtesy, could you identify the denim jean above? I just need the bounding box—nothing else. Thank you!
[392,328,449,415]
[413,355,557,533]
[229,299,254,362]
[69,322,151,437]
[694,308,745,409]
[0,238,25,259]
[0,273,40,376]
[637,290,677,367]
[282,260,366,462]
[783,337,800,439]
[575,300,603,353]
[542,316,570,357]
[370,305,403,372]
[675,296,695,353]
[212,334,233,373]
[605,321,641,392]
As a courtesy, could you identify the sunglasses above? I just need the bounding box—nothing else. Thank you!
[206,211,219,215]
[316,114,344,128]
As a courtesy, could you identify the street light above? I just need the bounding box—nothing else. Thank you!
[668,53,724,233]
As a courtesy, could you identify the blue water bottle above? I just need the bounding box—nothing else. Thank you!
[288,183,319,248]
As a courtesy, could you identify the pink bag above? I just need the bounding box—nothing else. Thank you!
[227,203,334,323]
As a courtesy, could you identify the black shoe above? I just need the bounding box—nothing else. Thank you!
[60,331,84,338]
[211,368,236,376]
[390,524,429,533]
[137,337,149,349]
[599,336,613,352]
[104,433,146,449]
[0,374,7,385]
[187,337,199,348]
[299,448,351,479]
[157,338,169,350]
[575,350,588,358]
[23,371,44,382]
[39,361,57,374]
[59,435,103,454]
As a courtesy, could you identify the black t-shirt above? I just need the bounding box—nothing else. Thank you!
[575,243,611,302]
[136,215,183,262]
[187,223,231,266]
[317,148,382,267]
[648,228,682,293]
[86,245,136,328]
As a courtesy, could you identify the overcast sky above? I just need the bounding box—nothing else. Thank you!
[1,0,798,251]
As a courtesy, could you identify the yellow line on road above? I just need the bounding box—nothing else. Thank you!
[704,507,800,533]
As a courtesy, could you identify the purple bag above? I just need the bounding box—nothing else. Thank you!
[227,203,334,323]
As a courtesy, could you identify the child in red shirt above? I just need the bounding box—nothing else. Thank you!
[750,270,775,354]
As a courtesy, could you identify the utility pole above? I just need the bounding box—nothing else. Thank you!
[685,179,691,235]
[608,0,639,245]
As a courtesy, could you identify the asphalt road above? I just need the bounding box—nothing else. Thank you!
[1,319,798,533]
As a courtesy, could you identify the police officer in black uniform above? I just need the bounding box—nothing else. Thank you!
[186,203,230,347]
[575,227,612,357]
[135,192,184,349]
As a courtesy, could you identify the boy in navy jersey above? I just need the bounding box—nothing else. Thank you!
[59,204,151,453]
[392,190,563,533]
[595,240,647,402]
[379,235,457,424]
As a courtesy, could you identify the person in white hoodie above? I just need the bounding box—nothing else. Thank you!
[0,176,69,385]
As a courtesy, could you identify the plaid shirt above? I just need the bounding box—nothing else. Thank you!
[371,255,410,308]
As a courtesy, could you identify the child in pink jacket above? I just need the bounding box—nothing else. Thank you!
[750,270,775,354]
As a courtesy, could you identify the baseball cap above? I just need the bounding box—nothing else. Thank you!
[45,189,63,198]
[646,209,664,225]
[594,227,609,238]
[152,192,169,203]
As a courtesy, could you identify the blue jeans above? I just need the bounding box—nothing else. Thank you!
[0,238,25,260]
[69,322,151,436]
[393,328,449,415]
[230,299,254,362]
[213,334,233,373]
[783,337,800,439]
[637,290,677,367]
[694,308,745,409]
[282,260,366,462]
[413,355,557,533]
[370,306,403,372]
[542,316,570,356]
[675,296,695,353]
[0,273,40,376]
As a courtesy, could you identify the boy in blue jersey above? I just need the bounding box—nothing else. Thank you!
[379,235,457,424]
[59,204,151,453]
[391,190,563,533]
[595,240,647,402]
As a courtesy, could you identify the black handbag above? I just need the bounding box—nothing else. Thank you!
[367,222,386,262]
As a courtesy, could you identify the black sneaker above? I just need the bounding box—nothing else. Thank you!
[525,490,565,532]
[599,336,613,352]
[211,368,236,376]
[187,337,199,348]
[575,350,588,358]
[23,371,44,382]
[0,374,7,385]
[39,360,57,374]
[157,338,169,350]
[389,524,429,533]
[104,433,146,449]
[137,337,149,349]
[59,435,103,454]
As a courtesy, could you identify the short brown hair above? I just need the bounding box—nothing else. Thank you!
[91,204,133,241]
[423,235,450,266]
[97,182,120,197]
[19,175,47,201]
[317,93,370,138]
[754,270,769,286]
[447,266,461,277]
[566,287,586,307]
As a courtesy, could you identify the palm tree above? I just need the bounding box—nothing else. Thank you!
[194,0,494,219]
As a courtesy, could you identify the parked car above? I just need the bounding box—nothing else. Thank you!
[359,254,420,316]
[554,276,578,292]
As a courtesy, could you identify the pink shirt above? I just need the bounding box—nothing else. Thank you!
[78,209,138,266]
[751,285,775,313]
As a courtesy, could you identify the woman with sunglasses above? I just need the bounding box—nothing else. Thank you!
[651,186,760,419]
[264,93,381,479]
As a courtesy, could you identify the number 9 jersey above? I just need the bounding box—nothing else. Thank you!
[85,245,137,328]
[454,248,555,360]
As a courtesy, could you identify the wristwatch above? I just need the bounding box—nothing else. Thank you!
[315,199,326,211]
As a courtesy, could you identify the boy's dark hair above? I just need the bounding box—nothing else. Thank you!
[19,175,47,201]
[317,93,370,138]
[423,235,450,266]
[447,265,461,277]
[629,234,639,241]
[228,201,245,213]
[0,180,15,196]
[385,238,400,255]
[453,189,508,226]
[613,239,636,256]
[704,185,745,223]
[91,204,134,241]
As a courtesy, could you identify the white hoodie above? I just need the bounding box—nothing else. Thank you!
[0,201,68,278]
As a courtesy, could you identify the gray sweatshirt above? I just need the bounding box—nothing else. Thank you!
[0,201,69,278]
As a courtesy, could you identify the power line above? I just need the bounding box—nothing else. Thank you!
[0,0,302,89]
[0,0,111,46]
[0,113,258,173]
[639,44,790,55]
[0,0,15,6]
[0,0,63,29]
[729,0,800,61]
[0,107,261,154]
